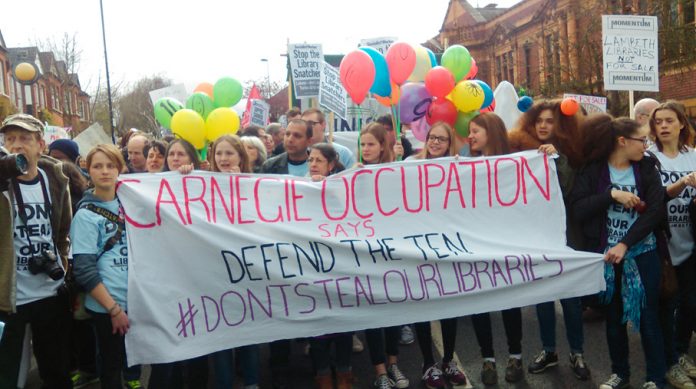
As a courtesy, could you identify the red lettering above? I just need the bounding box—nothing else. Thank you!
[351,170,374,219]
[210,176,235,223]
[254,177,283,223]
[321,178,350,221]
[117,179,156,228]
[401,165,424,213]
[318,224,331,238]
[520,155,551,202]
[494,158,521,206]
[291,180,311,222]
[443,163,466,209]
[364,219,375,237]
[374,167,399,216]
[424,163,446,211]
[155,179,187,225]
[459,160,483,208]
[183,176,210,224]
[234,175,254,224]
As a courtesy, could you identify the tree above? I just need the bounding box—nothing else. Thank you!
[243,79,287,99]
[115,75,172,135]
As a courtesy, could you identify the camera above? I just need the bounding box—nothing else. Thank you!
[0,151,28,179]
[28,250,65,281]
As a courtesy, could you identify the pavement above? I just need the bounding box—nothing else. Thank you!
[25,303,687,388]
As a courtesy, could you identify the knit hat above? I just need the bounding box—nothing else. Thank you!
[49,139,80,163]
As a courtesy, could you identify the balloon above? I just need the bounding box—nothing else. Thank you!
[407,45,433,82]
[475,80,494,109]
[480,99,496,113]
[410,116,430,142]
[186,92,215,120]
[426,98,457,126]
[205,107,240,142]
[425,67,455,99]
[385,42,416,85]
[441,45,473,82]
[154,97,184,129]
[359,47,391,97]
[561,98,580,116]
[493,81,521,130]
[213,77,243,107]
[464,58,478,80]
[171,109,206,149]
[194,82,214,98]
[339,50,376,105]
[454,110,479,138]
[374,82,401,107]
[399,82,432,124]
[450,80,484,112]
[517,96,534,112]
[426,48,438,67]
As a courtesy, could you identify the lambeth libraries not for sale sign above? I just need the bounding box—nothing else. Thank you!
[602,15,659,92]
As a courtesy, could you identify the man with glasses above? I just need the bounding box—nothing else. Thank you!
[301,108,355,168]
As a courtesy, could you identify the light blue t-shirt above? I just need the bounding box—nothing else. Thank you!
[607,164,656,253]
[330,141,356,169]
[287,160,308,177]
[70,199,128,313]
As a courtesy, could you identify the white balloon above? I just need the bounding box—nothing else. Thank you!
[493,81,522,131]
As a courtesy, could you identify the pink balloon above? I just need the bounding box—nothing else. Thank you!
[410,116,431,142]
[339,50,376,105]
[385,42,416,85]
[465,58,479,80]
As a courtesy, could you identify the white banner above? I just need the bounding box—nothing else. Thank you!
[120,151,604,365]
[149,84,188,106]
[288,43,323,98]
[43,125,70,145]
[602,15,659,92]
[249,99,270,127]
[319,61,348,120]
[563,93,608,114]
[359,37,398,55]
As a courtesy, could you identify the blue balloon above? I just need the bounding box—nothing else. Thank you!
[517,96,534,112]
[475,80,494,109]
[359,47,391,97]
[426,48,437,67]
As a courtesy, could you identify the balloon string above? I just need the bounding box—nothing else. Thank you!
[199,141,208,163]
[392,104,402,162]
[357,105,362,164]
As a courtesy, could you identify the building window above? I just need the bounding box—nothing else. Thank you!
[502,54,509,83]
[39,86,46,109]
[524,44,532,87]
[0,61,5,95]
[496,56,503,83]
[508,51,515,84]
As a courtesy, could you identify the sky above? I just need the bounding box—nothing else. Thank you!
[0,0,522,95]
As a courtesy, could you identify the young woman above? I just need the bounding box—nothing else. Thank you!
[162,138,201,173]
[71,144,129,389]
[508,100,590,380]
[241,136,268,173]
[356,123,408,389]
[206,135,260,389]
[571,114,666,389]
[467,113,525,386]
[648,101,696,389]
[401,122,469,388]
[146,140,167,173]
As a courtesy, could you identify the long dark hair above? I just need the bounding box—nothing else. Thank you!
[163,138,200,171]
[309,143,345,175]
[649,100,695,152]
[470,113,510,157]
[581,113,641,163]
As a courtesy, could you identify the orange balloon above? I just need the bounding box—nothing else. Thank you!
[194,82,214,99]
[374,82,401,107]
[561,98,579,116]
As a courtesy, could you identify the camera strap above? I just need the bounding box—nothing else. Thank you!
[81,202,125,258]
[11,173,52,251]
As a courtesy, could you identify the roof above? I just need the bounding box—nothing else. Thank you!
[8,46,40,64]
[441,0,509,31]
[0,30,6,51]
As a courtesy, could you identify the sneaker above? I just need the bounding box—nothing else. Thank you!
[505,358,524,383]
[666,364,696,389]
[352,334,364,353]
[387,364,410,388]
[569,353,590,380]
[374,374,394,389]
[399,325,415,345]
[443,360,468,386]
[642,382,658,389]
[481,361,498,386]
[124,379,142,389]
[528,350,558,374]
[421,364,446,389]
[599,374,630,389]
[680,354,696,379]
[71,372,99,389]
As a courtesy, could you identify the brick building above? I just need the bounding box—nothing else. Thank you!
[0,29,91,131]
[428,0,696,116]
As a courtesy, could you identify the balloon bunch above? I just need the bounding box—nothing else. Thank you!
[153,77,243,158]
[338,43,495,143]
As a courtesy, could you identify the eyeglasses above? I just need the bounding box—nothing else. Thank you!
[625,136,649,147]
[427,135,450,144]
[306,120,321,127]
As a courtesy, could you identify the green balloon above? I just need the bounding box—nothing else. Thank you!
[442,45,472,82]
[186,92,215,120]
[154,97,184,129]
[454,110,479,138]
[213,77,243,107]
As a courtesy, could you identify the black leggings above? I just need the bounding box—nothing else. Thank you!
[471,309,522,359]
[415,318,458,367]
[365,326,400,366]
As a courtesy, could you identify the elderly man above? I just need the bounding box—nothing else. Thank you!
[126,134,150,173]
[634,98,660,126]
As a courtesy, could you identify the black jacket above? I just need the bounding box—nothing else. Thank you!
[570,156,665,253]
[261,153,289,174]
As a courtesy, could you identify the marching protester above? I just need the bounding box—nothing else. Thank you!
[398,121,470,388]
[126,135,150,173]
[647,101,696,389]
[302,108,356,168]
[307,143,354,389]
[634,98,661,127]
[266,123,284,156]
[0,114,73,388]
[241,136,268,173]
[378,114,413,160]
[71,144,130,389]
[145,140,168,173]
[508,100,591,380]
[467,112,525,386]
[572,113,666,389]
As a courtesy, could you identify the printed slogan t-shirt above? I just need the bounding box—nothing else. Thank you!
[11,169,63,306]
[652,148,696,265]
[70,198,128,313]
[606,164,656,253]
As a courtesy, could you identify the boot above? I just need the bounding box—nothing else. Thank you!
[315,373,333,389]
[336,371,353,389]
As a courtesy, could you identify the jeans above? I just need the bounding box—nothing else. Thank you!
[0,295,72,389]
[310,334,352,375]
[365,326,400,366]
[471,308,522,359]
[536,297,584,354]
[212,344,260,388]
[415,318,458,366]
[69,317,98,375]
[91,311,126,389]
[606,250,666,386]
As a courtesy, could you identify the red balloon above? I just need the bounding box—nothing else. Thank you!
[340,50,376,105]
[425,67,455,99]
[385,42,416,85]
[465,58,479,80]
[480,98,496,113]
[561,98,579,116]
[426,98,458,126]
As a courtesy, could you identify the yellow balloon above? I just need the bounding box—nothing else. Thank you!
[205,108,240,142]
[407,45,433,82]
[15,63,36,82]
[171,109,206,149]
[450,81,485,112]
